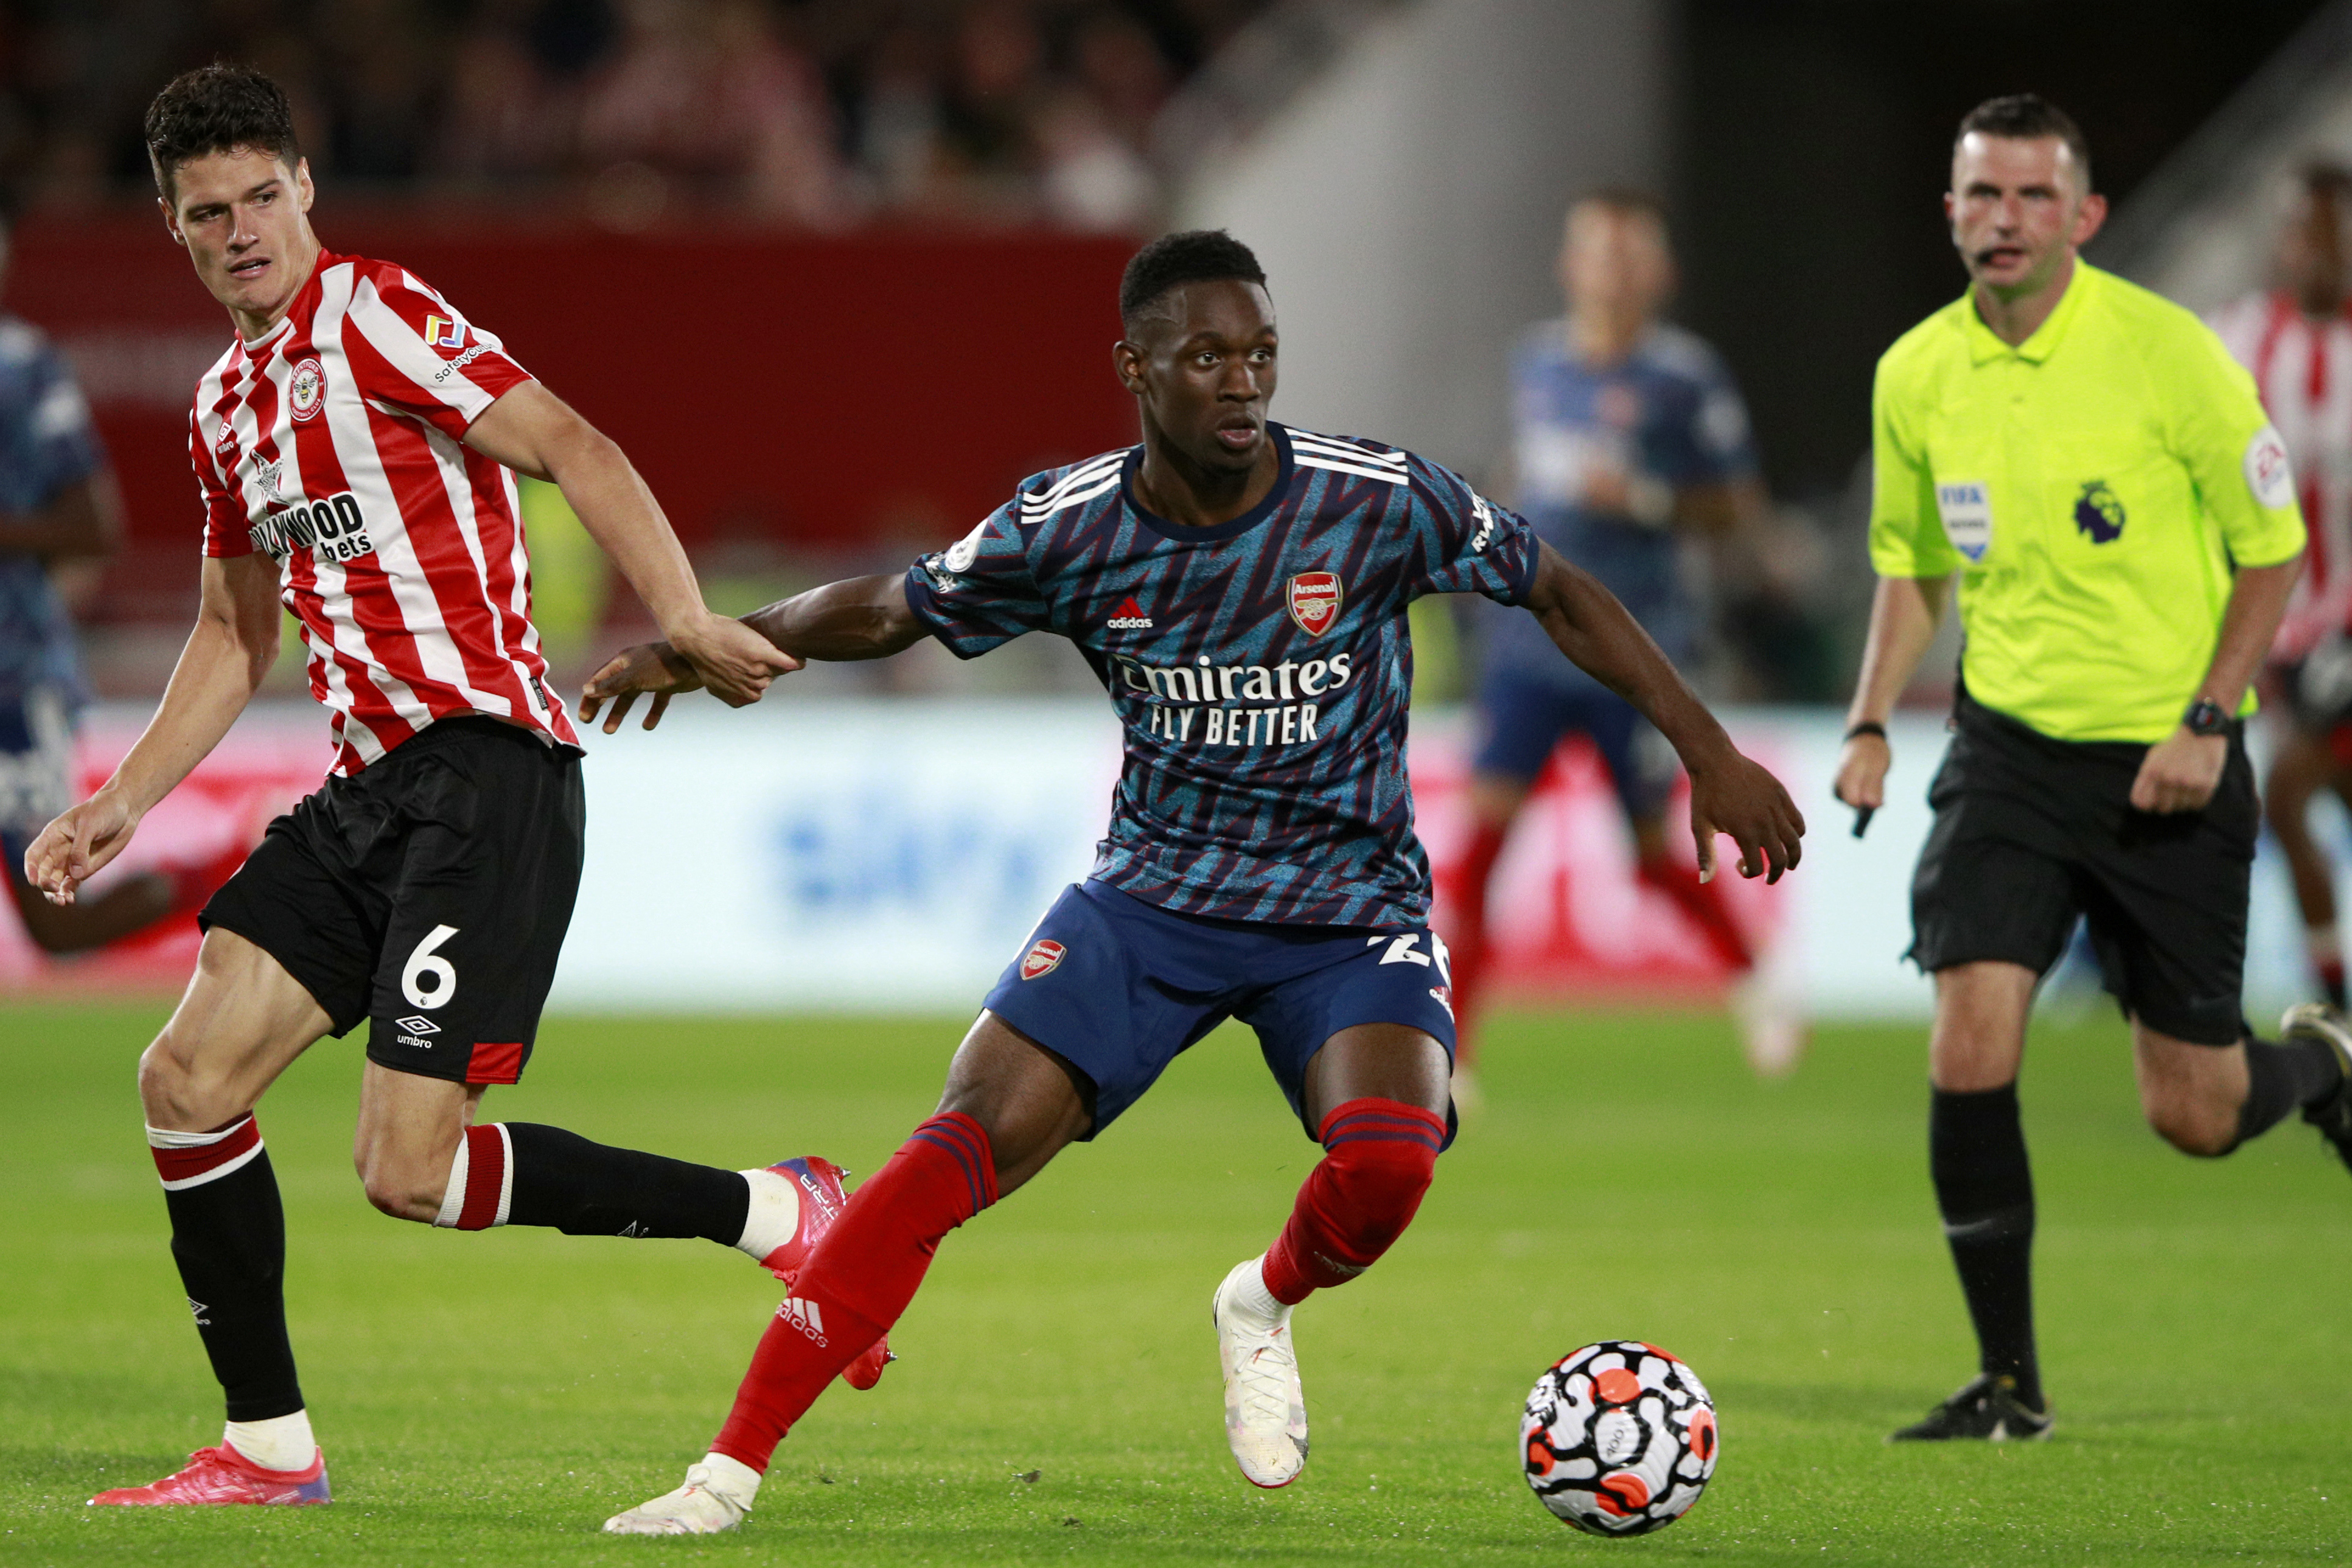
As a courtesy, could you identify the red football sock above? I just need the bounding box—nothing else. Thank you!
[1260,1099,1444,1306]
[710,1114,996,1471]
[1638,855,1753,970]
[1445,818,1512,1044]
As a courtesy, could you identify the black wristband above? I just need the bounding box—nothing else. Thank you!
[1844,721,1888,743]
[2182,698,2230,737]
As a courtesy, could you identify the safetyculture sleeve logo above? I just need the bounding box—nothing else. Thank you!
[2073,479,2126,545]
[424,314,467,351]
[2246,424,2295,510]
[1933,482,1992,562]
[1019,938,1066,980]
[1287,572,1343,636]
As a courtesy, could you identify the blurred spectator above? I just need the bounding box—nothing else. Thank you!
[0,0,1271,231]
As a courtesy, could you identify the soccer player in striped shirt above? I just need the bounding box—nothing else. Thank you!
[2211,164,2352,1009]
[23,64,876,1510]
[581,229,1805,1534]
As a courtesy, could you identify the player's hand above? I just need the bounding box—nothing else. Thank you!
[668,612,800,708]
[1832,731,1891,834]
[579,641,702,733]
[2130,728,2227,814]
[23,791,139,907]
[1687,750,1806,884]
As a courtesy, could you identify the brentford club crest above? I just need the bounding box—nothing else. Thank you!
[1019,938,1066,981]
[1287,571,1342,637]
[288,357,326,422]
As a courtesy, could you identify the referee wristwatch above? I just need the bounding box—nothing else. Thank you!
[2182,698,2231,737]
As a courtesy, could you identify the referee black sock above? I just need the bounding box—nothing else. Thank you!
[1928,1084,2042,1412]
[2233,1034,2345,1149]
[458,1123,750,1243]
[148,1118,305,1422]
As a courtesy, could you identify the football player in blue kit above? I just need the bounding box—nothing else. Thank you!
[1444,190,1804,1081]
[579,231,1804,1535]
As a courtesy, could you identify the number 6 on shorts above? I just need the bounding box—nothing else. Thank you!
[401,923,459,1010]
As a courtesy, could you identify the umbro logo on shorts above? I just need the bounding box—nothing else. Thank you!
[1020,939,1066,980]
[394,1015,441,1034]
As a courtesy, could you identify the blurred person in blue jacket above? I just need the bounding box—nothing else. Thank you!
[0,212,200,953]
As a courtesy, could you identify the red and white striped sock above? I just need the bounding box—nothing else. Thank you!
[147,1114,266,1190]
[432,1123,514,1230]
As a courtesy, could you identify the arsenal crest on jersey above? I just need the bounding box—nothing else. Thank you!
[1019,938,1066,981]
[288,357,326,423]
[1287,571,1342,637]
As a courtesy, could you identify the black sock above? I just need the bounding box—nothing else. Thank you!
[501,1123,749,1243]
[1929,1084,2041,1412]
[161,1147,304,1421]
[2235,1034,2345,1148]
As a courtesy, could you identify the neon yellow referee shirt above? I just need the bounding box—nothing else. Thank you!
[1869,262,2304,744]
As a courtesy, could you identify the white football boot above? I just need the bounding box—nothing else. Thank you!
[602,1455,759,1535]
[1212,1256,1308,1487]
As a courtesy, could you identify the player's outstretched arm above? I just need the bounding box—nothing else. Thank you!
[1831,573,1951,829]
[464,383,795,707]
[1521,540,1804,882]
[579,574,924,733]
[23,553,279,905]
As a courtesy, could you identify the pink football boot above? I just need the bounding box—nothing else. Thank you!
[90,1445,330,1507]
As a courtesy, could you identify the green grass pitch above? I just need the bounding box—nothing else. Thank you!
[2,1000,2347,1566]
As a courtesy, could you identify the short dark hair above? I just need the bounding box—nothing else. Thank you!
[1572,187,1669,230]
[1955,94,2092,189]
[2303,161,2352,204]
[144,63,301,201]
[1118,229,1268,332]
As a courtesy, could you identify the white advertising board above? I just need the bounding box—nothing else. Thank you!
[7,699,2329,1023]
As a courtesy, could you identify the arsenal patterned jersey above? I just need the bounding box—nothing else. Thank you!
[907,422,1541,927]
[189,249,577,776]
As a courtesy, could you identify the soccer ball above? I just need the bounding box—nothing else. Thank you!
[1521,1340,1718,1536]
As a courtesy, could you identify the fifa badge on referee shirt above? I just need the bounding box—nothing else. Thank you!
[1933,482,1992,562]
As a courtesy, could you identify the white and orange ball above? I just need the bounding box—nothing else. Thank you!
[1522,1340,1718,1536]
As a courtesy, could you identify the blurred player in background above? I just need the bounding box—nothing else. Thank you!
[0,210,222,953]
[1837,95,2348,1444]
[25,64,871,1512]
[2211,164,2352,1009]
[1443,191,1802,1084]
[581,229,1804,1536]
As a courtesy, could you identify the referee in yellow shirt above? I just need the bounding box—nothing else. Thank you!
[1836,94,2352,1443]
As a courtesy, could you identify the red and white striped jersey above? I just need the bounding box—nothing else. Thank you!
[2212,290,2352,658]
[189,249,579,776]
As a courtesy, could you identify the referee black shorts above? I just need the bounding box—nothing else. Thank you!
[1909,692,2255,1046]
[201,715,585,1085]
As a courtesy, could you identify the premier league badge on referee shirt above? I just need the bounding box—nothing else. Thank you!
[1288,572,1342,636]
[2073,480,2126,544]
[1933,482,1992,562]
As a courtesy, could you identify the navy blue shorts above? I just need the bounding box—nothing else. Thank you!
[981,880,1458,1146]
[1471,666,1673,820]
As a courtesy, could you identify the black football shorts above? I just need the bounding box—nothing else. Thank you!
[1908,692,2255,1047]
[201,716,585,1085]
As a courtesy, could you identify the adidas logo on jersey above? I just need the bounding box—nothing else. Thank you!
[1108,596,1154,630]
